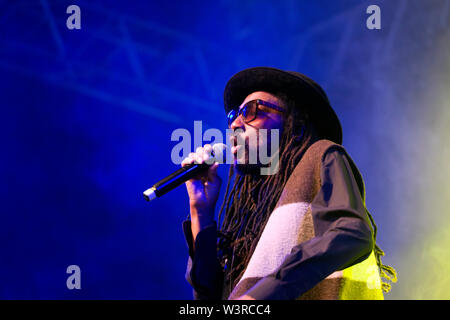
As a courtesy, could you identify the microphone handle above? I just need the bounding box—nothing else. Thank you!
[149,162,210,199]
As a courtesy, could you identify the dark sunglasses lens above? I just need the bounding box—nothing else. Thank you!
[241,104,249,118]
[227,110,236,126]
[242,101,256,121]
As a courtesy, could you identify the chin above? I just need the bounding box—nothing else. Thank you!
[233,145,263,176]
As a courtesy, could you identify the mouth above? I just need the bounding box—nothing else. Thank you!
[229,135,249,163]
[229,135,245,157]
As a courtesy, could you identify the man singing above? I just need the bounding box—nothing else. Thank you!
[180,67,396,300]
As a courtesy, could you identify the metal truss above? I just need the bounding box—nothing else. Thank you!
[0,0,228,126]
[0,0,447,125]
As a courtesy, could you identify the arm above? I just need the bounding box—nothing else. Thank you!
[180,145,224,299]
[182,219,223,300]
[242,147,374,300]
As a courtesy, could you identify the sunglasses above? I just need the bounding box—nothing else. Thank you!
[227,99,285,128]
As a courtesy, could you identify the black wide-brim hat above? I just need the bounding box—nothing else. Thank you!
[223,67,343,144]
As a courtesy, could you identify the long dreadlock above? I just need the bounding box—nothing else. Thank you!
[217,91,317,293]
[216,92,397,295]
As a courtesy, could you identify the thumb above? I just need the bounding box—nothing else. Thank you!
[207,162,220,181]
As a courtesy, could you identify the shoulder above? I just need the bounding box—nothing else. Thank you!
[278,140,365,205]
[305,140,366,201]
[280,140,343,202]
[303,139,347,162]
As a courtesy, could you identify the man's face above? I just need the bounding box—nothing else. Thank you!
[229,91,286,175]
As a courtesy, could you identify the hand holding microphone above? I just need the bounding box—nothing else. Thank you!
[143,143,226,246]
[143,143,226,206]
[181,144,223,213]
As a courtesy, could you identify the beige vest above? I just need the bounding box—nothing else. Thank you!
[229,139,384,300]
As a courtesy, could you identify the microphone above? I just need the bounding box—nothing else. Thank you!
[143,143,226,202]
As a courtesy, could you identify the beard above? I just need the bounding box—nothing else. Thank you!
[233,135,260,176]
[232,131,280,176]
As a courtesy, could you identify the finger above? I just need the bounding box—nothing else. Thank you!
[181,157,194,167]
[188,152,202,164]
[203,151,215,165]
[197,146,213,159]
[201,145,215,164]
[195,153,204,164]
[204,144,212,153]
[195,146,204,156]
[188,152,196,160]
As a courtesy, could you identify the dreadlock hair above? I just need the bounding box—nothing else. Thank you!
[217,91,319,293]
[217,91,397,295]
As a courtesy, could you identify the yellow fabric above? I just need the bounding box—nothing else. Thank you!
[340,251,384,300]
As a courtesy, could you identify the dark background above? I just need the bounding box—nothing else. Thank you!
[1,0,449,299]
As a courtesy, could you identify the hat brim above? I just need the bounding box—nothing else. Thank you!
[224,67,343,144]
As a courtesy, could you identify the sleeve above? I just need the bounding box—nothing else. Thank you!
[243,147,374,300]
[182,220,224,300]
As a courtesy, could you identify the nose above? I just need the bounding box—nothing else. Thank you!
[230,113,245,130]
